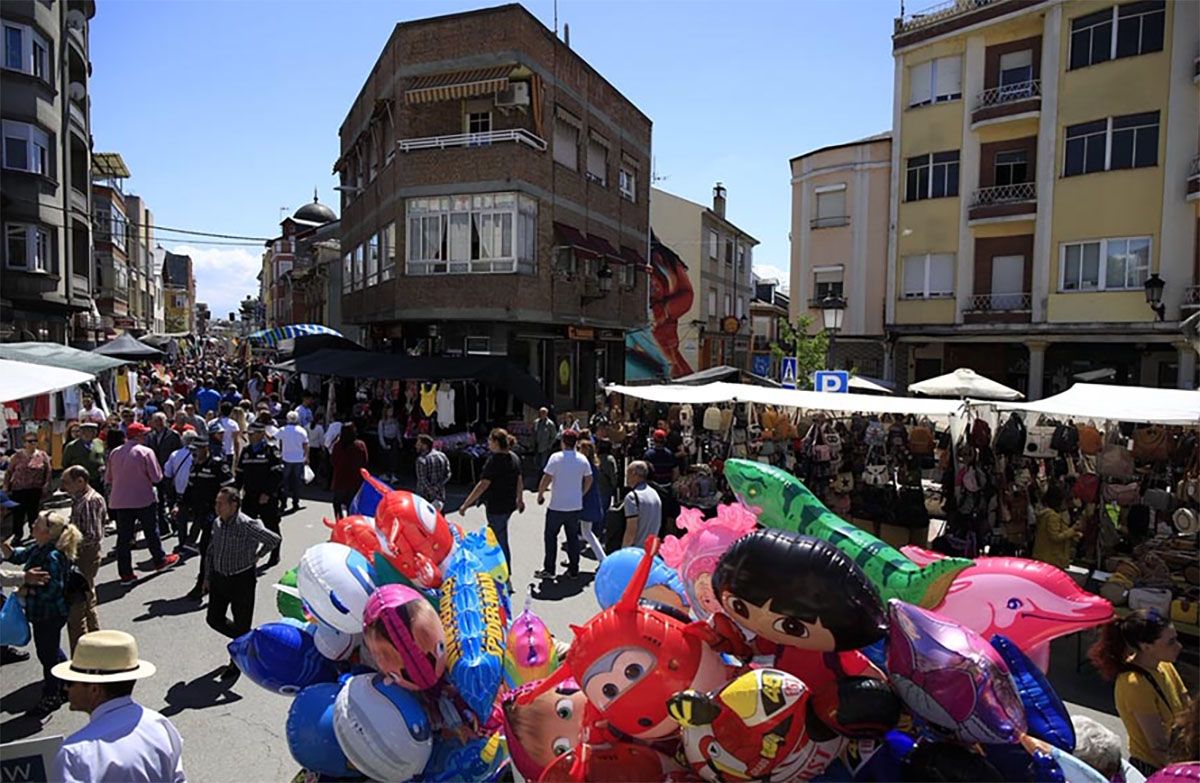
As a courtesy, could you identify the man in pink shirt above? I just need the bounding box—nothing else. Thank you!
[106,422,179,585]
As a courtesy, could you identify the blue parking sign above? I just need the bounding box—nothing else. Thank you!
[815,370,849,393]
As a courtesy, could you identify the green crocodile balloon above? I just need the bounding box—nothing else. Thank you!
[723,458,971,608]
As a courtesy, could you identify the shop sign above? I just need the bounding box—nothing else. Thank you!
[568,326,595,341]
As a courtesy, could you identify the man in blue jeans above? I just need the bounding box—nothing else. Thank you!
[535,429,592,581]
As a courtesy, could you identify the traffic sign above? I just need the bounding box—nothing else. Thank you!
[815,370,849,393]
[781,357,798,389]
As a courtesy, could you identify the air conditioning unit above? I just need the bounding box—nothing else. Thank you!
[495,82,530,108]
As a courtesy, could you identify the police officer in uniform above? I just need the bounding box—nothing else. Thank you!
[180,438,233,601]
[236,421,283,568]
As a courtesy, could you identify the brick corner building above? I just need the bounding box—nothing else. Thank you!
[335,3,651,411]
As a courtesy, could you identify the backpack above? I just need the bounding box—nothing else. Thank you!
[994,414,1027,456]
[970,418,992,450]
[1051,422,1079,454]
[864,420,886,448]
[887,422,908,454]
[1076,423,1103,456]
[908,425,934,456]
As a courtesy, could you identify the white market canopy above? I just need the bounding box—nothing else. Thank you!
[909,367,1023,400]
[606,381,962,419]
[990,383,1200,426]
[0,359,95,403]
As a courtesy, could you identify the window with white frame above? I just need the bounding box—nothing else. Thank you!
[586,133,608,186]
[2,120,49,175]
[406,192,537,276]
[111,210,127,252]
[3,24,48,80]
[901,253,955,299]
[342,252,352,292]
[707,287,717,317]
[553,110,579,170]
[1060,236,1150,291]
[5,223,50,272]
[467,111,491,135]
[908,56,961,107]
[353,244,364,291]
[998,49,1034,91]
[905,151,959,201]
[724,293,732,317]
[619,161,636,201]
[735,297,744,319]
[994,150,1030,186]
[367,233,379,286]
[813,185,848,228]
[1069,1,1164,71]
[1064,112,1158,176]
[381,222,396,281]
[813,266,844,302]
[725,238,734,266]
[707,229,718,260]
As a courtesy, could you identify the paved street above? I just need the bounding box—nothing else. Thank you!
[0,482,1137,781]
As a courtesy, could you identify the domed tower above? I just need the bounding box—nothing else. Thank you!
[293,190,336,224]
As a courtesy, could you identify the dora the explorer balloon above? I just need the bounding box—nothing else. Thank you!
[500,679,587,780]
[518,537,728,740]
[711,529,900,737]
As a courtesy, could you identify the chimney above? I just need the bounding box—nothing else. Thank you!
[563,22,570,47]
[713,182,727,219]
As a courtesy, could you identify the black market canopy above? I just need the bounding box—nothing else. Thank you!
[93,332,164,361]
[295,349,550,410]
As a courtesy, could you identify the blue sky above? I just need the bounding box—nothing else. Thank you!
[90,0,899,321]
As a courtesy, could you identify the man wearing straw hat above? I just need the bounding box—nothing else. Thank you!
[53,630,186,782]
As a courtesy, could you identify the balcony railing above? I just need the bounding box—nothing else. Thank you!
[897,0,1002,34]
[975,79,1041,110]
[811,216,850,229]
[964,292,1031,312]
[971,182,1036,207]
[397,128,547,153]
[1183,286,1200,309]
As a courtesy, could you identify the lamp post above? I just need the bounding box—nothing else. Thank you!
[820,295,846,370]
[1144,273,1165,321]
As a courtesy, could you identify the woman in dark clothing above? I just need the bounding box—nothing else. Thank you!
[330,423,369,519]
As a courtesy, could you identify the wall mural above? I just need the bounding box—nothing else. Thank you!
[625,232,694,381]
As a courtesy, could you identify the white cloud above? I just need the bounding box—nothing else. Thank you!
[169,244,261,322]
[752,263,790,292]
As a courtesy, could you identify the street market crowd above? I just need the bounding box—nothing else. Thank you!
[0,343,1197,783]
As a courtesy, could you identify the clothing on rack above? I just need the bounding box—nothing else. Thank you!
[436,385,456,428]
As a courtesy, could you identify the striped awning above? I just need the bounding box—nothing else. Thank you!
[246,324,342,347]
[405,65,513,105]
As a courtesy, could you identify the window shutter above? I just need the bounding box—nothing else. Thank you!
[814,267,843,285]
[910,61,932,105]
[990,255,1024,295]
[999,50,1033,72]
[902,256,926,296]
[816,190,846,220]
[935,56,961,98]
[928,254,955,295]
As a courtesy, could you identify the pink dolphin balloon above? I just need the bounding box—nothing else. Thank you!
[900,547,1113,659]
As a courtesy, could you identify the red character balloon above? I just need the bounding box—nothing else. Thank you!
[518,537,729,740]
[323,515,383,559]
[360,471,457,588]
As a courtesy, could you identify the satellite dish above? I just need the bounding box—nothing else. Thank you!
[69,82,86,102]
[66,9,85,29]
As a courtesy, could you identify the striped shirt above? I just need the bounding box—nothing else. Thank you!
[71,487,107,545]
[205,510,281,578]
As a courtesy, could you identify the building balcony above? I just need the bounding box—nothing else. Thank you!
[1183,285,1200,312]
[397,128,546,154]
[969,182,1036,224]
[894,0,1038,46]
[971,80,1040,128]
[962,292,1032,324]
[68,98,88,133]
[1188,156,1199,202]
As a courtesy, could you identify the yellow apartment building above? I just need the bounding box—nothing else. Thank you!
[888,0,1198,396]
[790,133,894,379]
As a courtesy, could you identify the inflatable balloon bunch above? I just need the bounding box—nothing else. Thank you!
[232,473,513,782]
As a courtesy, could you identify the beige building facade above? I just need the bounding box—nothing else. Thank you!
[789,133,893,378]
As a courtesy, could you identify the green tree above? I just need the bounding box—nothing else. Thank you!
[769,315,829,390]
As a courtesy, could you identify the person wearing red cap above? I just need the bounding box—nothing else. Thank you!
[105,422,180,585]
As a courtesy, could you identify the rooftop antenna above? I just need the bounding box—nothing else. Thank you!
[651,156,668,184]
[278,207,289,222]
[554,0,558,34]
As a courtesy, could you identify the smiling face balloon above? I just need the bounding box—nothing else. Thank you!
[659,503,759,619]
[362,584,446,690]
[360,471,455,588]
[297,542,377,635]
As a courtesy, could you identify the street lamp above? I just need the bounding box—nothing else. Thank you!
[820,295,846,369]
[1144,273,1165,321]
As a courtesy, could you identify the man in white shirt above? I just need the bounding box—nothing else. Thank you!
[216,402,241,465]
[79,395,108,425]
[54,630,186,783]
[277,411,308,513]
[535,430,592,581]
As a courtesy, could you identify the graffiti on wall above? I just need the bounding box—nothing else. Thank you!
[625,232,694,381]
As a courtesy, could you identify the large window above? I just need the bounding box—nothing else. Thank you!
[342,252,352,292]
[553,110,579,170]
[813,185,848,228]
[619,159,636,202]
[999,50,1034,89]
[406,192,537,276]
[5,223,51,272]
[1060,236,1150,291]
[3,24,48,80]
[381,222,396,282]
[352,244,364,291]
[366,233,379,286]
[902,253,955,299]
[707,229,718,260]
[110,210,127,252]
[813,266,844,301]
[467,111,491,135]
[994,150,1029,186]
[2,120,49,175]
[909,56,961,107]
[707,288,717,317]
[1069,1,1164,70]
[586,133,608,186]
[1064,112,1158,176]
[905,151,959,201]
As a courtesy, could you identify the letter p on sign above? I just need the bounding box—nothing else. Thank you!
[815,371,849,393]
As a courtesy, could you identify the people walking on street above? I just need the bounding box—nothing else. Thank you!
[162,430,197,549]
[106,422,179,584]
[53,630,186,783]
[533,407,556,473]
[62,421,106,490]
[535,430,592,581]
[576,439,607,562]
[277,411,309,512]
[330,422,368,519]
[2,510,82,715]
[459,429,523,576]
[621,461,662,550]
[4,431,52,543]
[295,392,315,429]
[147,413,183,538]
[377,405,401,481]
[216,402,242,466]
[0,559,48,665]
[308,412,326,488]
[236,421,284,568]
[415,434,451,510]
[62,466,104,652]
[204,487,281,681]
[180,439,232,600]
[183,402,207,436]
